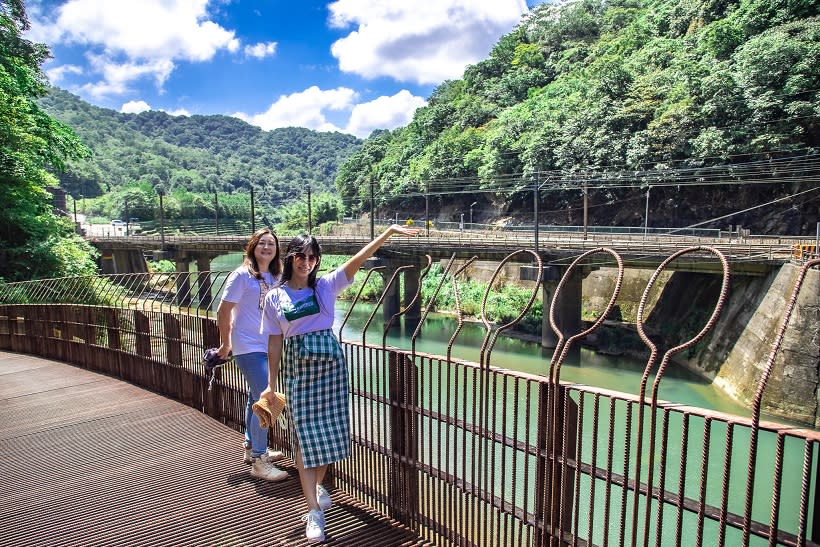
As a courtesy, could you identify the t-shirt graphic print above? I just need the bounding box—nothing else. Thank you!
[283,292,320,321]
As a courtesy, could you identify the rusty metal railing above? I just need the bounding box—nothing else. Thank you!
[0,251,818,546]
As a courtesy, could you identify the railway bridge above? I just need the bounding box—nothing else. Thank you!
[87,228,800,348]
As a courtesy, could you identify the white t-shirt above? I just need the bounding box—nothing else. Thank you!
[261,267,352,338]
[220,266,277,355]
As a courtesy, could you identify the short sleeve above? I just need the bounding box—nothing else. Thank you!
[261,290,284,336]
[221,269,244,303]
[318,267,354,297]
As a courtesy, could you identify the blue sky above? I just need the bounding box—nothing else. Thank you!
[27,0,549,138]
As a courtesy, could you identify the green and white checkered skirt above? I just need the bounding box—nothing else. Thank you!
[283,329,349,469]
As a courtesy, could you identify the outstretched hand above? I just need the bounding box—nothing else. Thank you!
[386,224,420,237]
[342,222,420,279]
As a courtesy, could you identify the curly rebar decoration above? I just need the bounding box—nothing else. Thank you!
[630,246,730,547]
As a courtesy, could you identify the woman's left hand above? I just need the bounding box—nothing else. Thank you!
[387,224,420,236]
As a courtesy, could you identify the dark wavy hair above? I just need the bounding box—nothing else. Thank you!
[280,234,322,289]
[243,228,282,279]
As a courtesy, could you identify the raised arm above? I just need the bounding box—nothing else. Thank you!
[342,224,419,281]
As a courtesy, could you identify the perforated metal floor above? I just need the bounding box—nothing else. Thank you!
[0,351,430,546]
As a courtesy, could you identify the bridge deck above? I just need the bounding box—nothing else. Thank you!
[0,351,428,547]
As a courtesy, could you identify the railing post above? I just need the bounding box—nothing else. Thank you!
[0,305,9,350]
[535,381,577,546]
[388,350,419,526]
[163,312,184,402]
[163,313,182,367]
[105,307,121,351]
[134,310,151,358]
[200,316,221,416]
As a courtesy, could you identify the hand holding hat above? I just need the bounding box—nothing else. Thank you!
[253,390,287,428]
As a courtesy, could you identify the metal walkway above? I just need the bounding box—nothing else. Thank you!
[0,351,429,547]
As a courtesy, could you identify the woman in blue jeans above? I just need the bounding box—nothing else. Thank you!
[216,227,288,482]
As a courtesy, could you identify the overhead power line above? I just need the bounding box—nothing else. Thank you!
[386,153,820,198]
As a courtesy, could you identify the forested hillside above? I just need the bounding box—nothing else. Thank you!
[39,87,362,208]
[336,0,820,234]
[1,0,97,281]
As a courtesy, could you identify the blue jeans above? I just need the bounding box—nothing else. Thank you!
[233,352,269,458]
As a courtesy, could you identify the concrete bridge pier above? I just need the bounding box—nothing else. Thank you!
[175,259,192,307]
[367,257,425,331]
[196,256,215,309]
[99,249,148,275]
[403,266,422,332]
[381,274,401,327]
[167,251,221,309]
[534,265,586,349]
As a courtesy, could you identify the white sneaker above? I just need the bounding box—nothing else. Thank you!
[316,484,332,511]
[243,444,285,465]
[249,458,288,482]
[302,509,325,543]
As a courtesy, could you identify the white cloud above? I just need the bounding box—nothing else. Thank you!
[344,90,427,138]
[244,41,278,59]
[45,64,84,83]
[328,0,528,84]
[78,54,177,98]
[120,100,151,114]
[29,0,239,96]
[234,86,358,133]
[164,108,191,117]
[235,86,427,138]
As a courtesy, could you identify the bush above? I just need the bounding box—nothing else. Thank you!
[148,259,175,273]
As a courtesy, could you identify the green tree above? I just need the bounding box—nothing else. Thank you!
[0,0,97,280]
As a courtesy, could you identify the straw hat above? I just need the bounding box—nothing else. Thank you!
[252,392,287,428]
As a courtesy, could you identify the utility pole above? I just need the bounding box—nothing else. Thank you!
[583,173,588,241]
[72,198,79,233]
[250,186,256,233]
[157,188,166,249]
[644,186,651,240]
[369,179,375,240]
[125,202,130,237]
[425,189,429,237]
[534,172,539,254]
[214,191,220,236]
[307,185,312,234]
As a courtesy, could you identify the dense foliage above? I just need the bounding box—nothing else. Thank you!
[39,87,363,210]
[336,0,820,234]
[0,0,97,281]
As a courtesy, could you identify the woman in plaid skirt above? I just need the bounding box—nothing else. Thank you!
[259,224,418,543]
